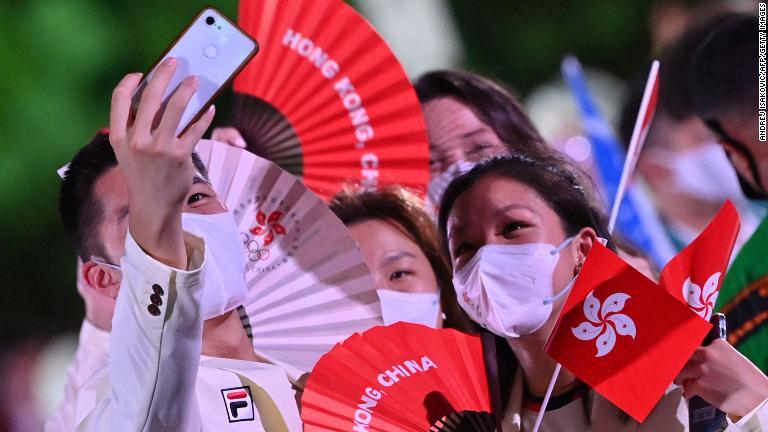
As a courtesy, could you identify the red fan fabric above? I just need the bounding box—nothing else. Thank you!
[301,323,491,431]
[235,0,429,200]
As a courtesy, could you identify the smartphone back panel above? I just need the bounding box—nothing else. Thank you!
[136,7,257,135]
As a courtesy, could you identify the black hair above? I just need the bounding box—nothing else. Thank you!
[689,12,765,198]
[414,70,554,159]
[59,131,209,262]
[59,132,117,262]
[657,12,743,121]
[689,13,758,123]
[619,10,750,146]
[438,154,614,251]
[329,186,475,333]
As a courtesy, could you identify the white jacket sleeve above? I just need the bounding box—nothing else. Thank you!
[76,231,207,432]
[44,320,110,432]
[728,396,768,432]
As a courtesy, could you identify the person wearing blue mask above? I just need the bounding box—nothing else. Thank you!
[57,61,301,431]
[438,155,768,431]
[329,187,470,331]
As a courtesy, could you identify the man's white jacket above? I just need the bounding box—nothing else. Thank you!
[72,232,302,431]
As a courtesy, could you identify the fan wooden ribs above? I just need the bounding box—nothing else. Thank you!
[282,27,376,154]
[234,0,430,199]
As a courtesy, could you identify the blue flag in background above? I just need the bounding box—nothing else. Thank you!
[561,56,675,267]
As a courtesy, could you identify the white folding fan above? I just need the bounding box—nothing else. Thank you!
[195,139,383,380]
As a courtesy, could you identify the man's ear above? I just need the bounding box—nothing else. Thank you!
[82,260,121,299]
[572,227,597,277]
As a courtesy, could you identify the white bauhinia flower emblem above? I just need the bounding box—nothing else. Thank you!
[572,291,637,357]
[682,272,721,320]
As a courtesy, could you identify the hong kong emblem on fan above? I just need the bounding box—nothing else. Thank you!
[235,195,301,273]
[249,210,286,252]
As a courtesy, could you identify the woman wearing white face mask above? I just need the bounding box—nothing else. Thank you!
[437,155,768,431]
[329,187,470,331]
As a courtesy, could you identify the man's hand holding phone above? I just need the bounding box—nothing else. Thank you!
[109,57,215,269]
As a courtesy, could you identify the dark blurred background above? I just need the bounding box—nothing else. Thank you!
[0,0,713,428]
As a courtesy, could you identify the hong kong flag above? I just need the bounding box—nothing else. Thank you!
[545,242,711,422]
[660,200,740,320]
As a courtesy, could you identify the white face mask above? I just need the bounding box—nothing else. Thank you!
[426,160,476,217]
[650,143,745,204]
[452,237,574,338]
[377,289,441,328]
[181,211,248,319]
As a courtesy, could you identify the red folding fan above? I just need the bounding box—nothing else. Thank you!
[301,322,495,431]
[232,0,430,199]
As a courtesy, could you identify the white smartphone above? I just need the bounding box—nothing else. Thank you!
[131,7,258,136]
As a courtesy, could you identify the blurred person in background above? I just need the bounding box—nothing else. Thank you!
[213,69,558,203]
[329,186,469,330]
[414,69,657,280]
[648,0,696,55]
[1,257,112,432]
[413,69,576,212]
[0,341,44,431]
[619,11,764,254]
[648,0,754,55]
[413,69,552,178]
[44,258,111,431]
[438,155,768,430]
[687,12,768,373]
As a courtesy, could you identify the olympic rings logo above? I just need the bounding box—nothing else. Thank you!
[241,233,271,262]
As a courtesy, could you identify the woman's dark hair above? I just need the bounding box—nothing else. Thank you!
[328,187,474,332]
[438,154,614,251]
[414,69,554,160]
[436,154,615,411]
[690,12,757,123]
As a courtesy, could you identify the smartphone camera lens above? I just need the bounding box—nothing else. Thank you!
[206,16,215,25]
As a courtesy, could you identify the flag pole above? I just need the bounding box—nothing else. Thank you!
[532,60,660,432]
[607,60,660,233]
[531,363,562,432]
